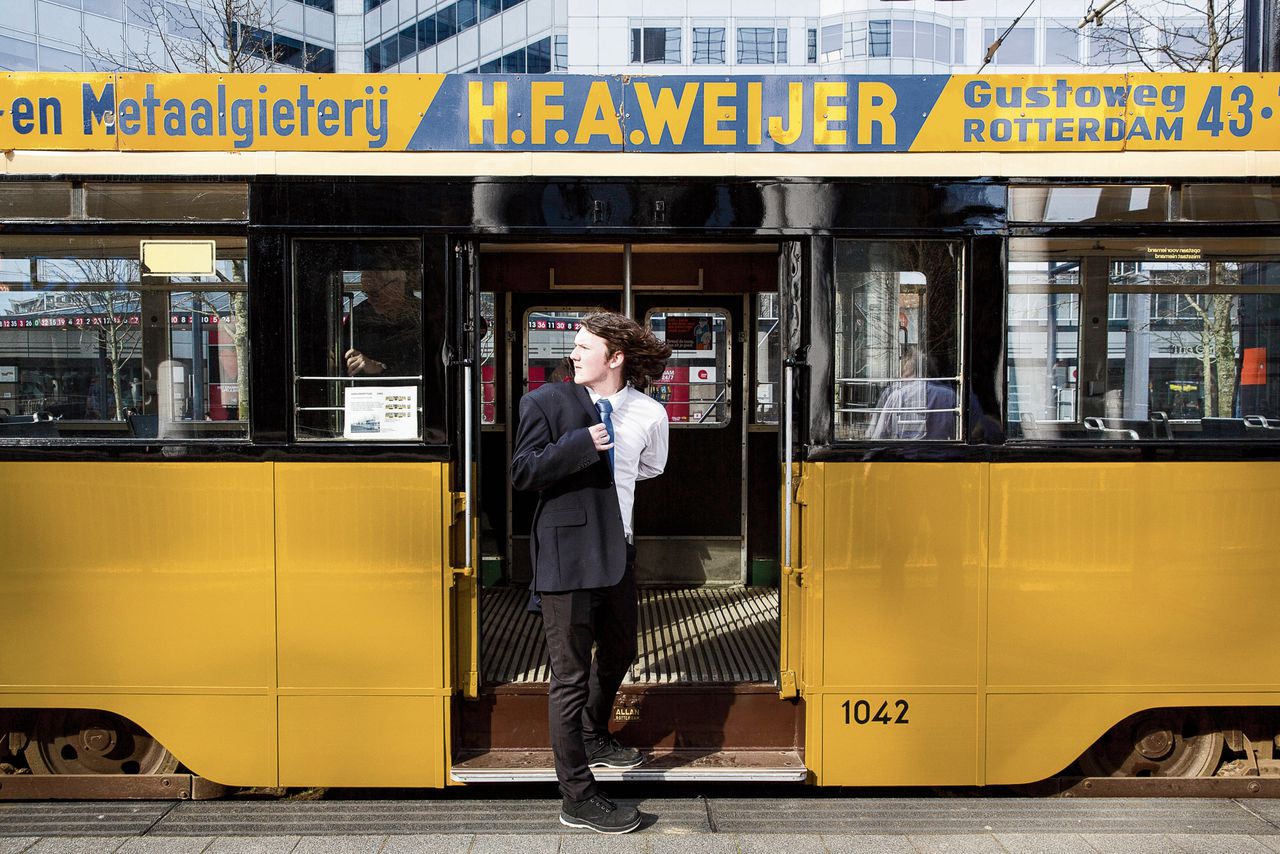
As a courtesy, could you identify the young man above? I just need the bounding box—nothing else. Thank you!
[511,311,672,834]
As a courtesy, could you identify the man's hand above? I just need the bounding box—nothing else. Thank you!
[588,423,614,451]
[345,348,385,376]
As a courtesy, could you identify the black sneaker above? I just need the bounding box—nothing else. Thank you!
[585,736,644,769]
[560,792,641,834]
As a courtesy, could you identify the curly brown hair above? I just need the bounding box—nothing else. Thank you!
[580,311,673,391]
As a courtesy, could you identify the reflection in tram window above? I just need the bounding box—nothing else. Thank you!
[1008,238,1280,440]
[1010,185,1171,223]
[645,309,731,426]
[1006,260,1081,439]
[833,240,962,441]
[0,236,248,441]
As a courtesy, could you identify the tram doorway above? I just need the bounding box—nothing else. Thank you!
[455,241,803,782]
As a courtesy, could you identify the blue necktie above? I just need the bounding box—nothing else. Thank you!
[596,399,615,471]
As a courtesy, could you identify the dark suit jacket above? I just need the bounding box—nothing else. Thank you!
[510,382,627,593]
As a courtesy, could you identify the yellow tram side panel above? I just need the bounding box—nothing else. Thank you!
[985,461,1280,784]
[808,462,988,786]
[0,461,278,785]
[274,461,449,787]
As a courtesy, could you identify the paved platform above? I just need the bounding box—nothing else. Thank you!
[2,796,1280,853]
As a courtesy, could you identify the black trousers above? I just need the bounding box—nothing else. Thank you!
[540,543,637,802]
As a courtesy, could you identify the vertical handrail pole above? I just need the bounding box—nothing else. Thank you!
[623,243,633,318]
[783,363,794,568]
[463,244,476,569]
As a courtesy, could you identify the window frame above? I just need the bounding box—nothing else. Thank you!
[831,238,967,444]
[1008,235,1280,442]
[0,231,251,444]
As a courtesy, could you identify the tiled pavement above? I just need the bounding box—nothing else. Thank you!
[1,797,1278,853]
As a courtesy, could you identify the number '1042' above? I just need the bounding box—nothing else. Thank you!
[841,699,910,725]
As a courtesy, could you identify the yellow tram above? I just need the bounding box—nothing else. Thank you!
[0,71,1278,791]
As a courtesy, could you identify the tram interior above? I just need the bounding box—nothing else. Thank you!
[458,241,797,775]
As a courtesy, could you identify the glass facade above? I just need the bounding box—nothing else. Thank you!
[0,1,1247,77]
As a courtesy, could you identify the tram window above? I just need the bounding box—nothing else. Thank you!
[293,239,436,443]
[525,308,591,394]
[833,240,963,441]
[645,309,731,427]
[754,292,781,425]
[1182,184,1280,222]
[1009,237,1280,440]
[85,183,248,221]
[1006,260,1082,439]
[0,182,72,219]
[0,235,248,440]
[1010,185,1170,223]
[1108,265,1280,436]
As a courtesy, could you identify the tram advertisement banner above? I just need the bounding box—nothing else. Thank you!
[1,72,1279,153]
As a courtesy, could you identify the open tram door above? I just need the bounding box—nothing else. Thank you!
[778,239,811,713]
[448,239,806,783]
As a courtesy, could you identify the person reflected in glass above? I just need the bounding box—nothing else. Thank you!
[867,346,954,440]
[344,269,421,378]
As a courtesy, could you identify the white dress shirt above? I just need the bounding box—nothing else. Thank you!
[588,384,669,541]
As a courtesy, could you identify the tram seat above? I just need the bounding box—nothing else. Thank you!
[1017,414,1089,440]
[1198,417,1248,438]
[0,412,59,438]
[1244,415,1280,433]
[1083,413,1173,440]
[128,414,159,438]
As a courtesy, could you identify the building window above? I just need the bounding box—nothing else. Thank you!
[477,39,554,74]
[0,35,37,71]
[737,27,786,64]
[1045,24,1080,65]
[554,34,568,71]
[954,24,965,64]
[869,20,890,57]
[527,37,551,73]
[631,26,681,64]
[983,21,1035,65]
[693,27,725,64]
[807,28,817,63]
[821,23,842,61]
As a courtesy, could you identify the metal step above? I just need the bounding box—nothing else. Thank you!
[449,748,807,783]
[481,586,779,685]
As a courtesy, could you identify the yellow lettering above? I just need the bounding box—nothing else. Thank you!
[575,80,622,145]
[857,82,897,146]
[813,82,847,146]
[531,81,564,145]
[768,82,804,145]
[469,80,508,145]
[632,82,699,145]
[747,82,762,145]
[703,82,737,146]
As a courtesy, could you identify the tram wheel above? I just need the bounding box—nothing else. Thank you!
[1078,709,1223,777]
[23,710,179,775]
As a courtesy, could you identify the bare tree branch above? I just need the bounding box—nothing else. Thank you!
[1082,0,1244,72]
[85,0,321,74]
